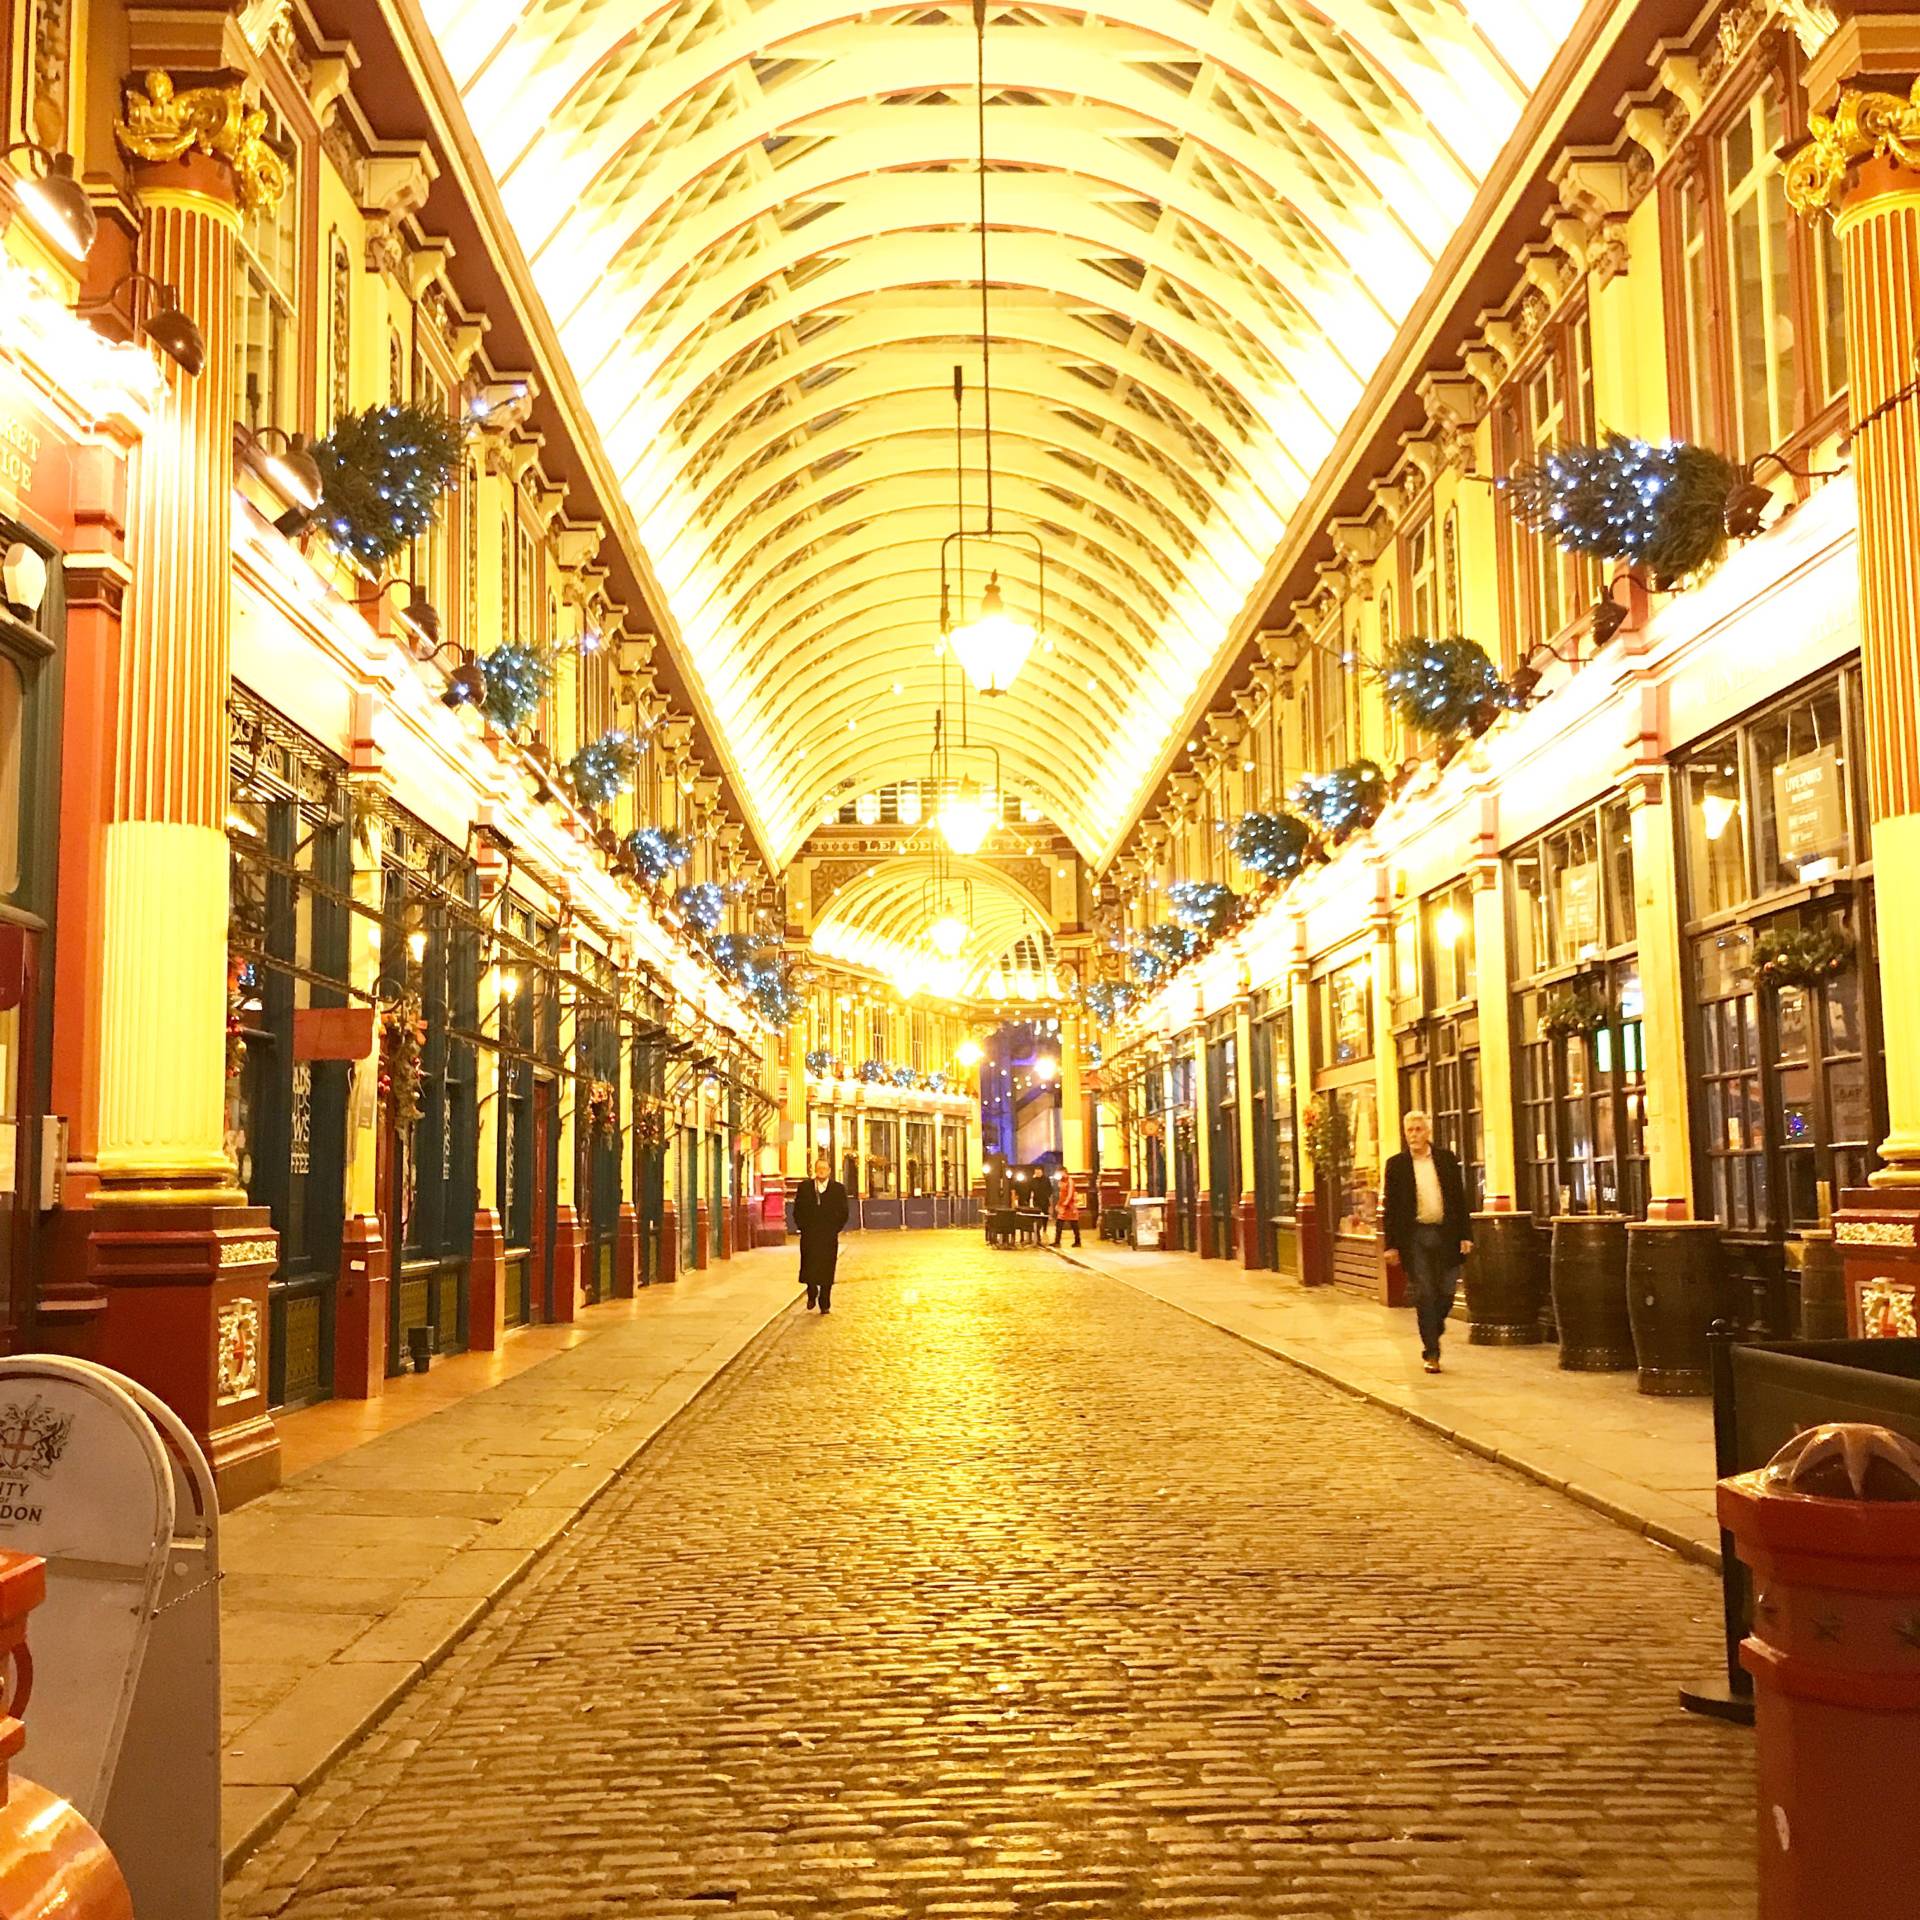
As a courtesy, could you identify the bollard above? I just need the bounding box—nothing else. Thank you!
[0,1551,132,1919]
[1718,1423,1920,1920]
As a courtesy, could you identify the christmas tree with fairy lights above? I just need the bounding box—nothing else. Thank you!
[310,405,470,570]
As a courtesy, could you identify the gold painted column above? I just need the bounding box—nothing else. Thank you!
[1790,30,1920,1324]
[88,74,290,1507]
[1624,772,1695,1219]
[1471,864,1520,1212]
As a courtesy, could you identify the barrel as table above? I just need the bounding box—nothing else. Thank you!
[1464,1212,1548,1345]
[1549,1215,1634,1371]
[1625,1219,1724,1396]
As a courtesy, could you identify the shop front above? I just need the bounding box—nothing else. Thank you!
[1203,1011,1238,1259]
[1247,987,1297,1273]
[575,947,621,1303]
[1308,948,1382,1297]
[1392,878,1485,1214]
[1675,664,1882,1334]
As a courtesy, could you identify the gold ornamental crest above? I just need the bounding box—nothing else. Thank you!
[115,71,290,216]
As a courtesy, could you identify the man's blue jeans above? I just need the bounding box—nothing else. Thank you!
[1405,1224,1461,1360]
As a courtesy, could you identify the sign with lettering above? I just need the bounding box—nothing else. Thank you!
[0,367,46,522]
[1773,745,1846,864]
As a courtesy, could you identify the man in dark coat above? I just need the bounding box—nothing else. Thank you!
[793,1149,850,1313]
[1382,1110,1474,1373]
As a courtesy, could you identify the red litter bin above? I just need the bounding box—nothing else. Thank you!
[1718,1423,1920,1920]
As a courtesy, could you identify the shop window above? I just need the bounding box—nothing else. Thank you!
[234,107,300,434]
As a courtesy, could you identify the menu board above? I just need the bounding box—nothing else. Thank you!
[1772,745,1845,863]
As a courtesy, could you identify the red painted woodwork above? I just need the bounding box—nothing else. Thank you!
[1297,1194,1327,1287]
[468,1209,507,1350]
[757,1178,788,1247]
[89,1204,281,1508]
[693,1201,711,1271]
[1837,1187,1920,1337]
[1197,1203,1217,1261]
[293,1006,375,1061]
[718,1198,733,1262]
[615,1202,639,1298]
[333,1212,387,1399]
[1718,1459,1920,1920]
[550,1205,583,1322]
[1239,1191,1261,1269]
[657,1200,679,1285]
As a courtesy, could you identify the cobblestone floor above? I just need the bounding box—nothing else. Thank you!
[228,1233,1755,1920]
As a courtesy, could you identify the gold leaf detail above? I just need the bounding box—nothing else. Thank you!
[115,70,290,215]
[1786,79,1920,219]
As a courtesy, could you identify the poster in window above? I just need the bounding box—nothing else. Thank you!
[1830,1060,1872,1144]
[1329,962,1371,1065]
[1772,745,1845,863]
[1559,862,1601,956]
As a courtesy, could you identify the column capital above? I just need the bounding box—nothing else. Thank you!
[116,70,289,216]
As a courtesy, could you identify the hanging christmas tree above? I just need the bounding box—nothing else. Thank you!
[1230,809,1314,881]
[676,881,725,934]
[1379,636,1515,741]
[752,954,806,1029]
[310,404,470,570]
[625,826,693,884]
[566,729,640,810]
[1082,980,1135,1028]
[480,641,552,733]
[1292,759,1389,844]
[1147,922,1201,966]
[1128,943,1167,988]
[1501,433,1742,586]
[1167,881,1237,936]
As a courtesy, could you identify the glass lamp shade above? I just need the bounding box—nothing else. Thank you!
[928,914,968,957]
[939,784,993,855]
[948,574,1035,696]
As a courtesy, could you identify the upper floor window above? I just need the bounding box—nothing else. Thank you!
[1495,309,1597,666]
[1667,68,1848,464]
[234,105,300,433]
[1308,613,1348,774]
[1406,512,1438,639]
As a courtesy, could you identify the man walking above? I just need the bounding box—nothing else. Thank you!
[1383,1111,1473,1373]
[793,1149,850,1313]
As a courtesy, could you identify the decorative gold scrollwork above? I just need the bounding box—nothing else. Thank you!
[1786,79,1920,218]
[115,70,289,215]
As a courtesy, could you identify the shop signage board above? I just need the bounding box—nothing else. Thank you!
[1773,745,1845,863]
[0,1355,220,1920]
[1130,1196,1165,1247]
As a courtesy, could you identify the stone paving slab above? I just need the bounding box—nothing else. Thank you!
[219,1249,801,1874]
[1052,1243,1722,1571]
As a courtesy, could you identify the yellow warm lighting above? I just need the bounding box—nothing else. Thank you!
[1033,1054,1058,1083]
[897,783,923,824]
[1702,792,1740,841]
[1434,906,1464,949]
[948,574,1035,696]
[956,1038,984,1067]
[855,791,880,825]
[939,783,993,855]
[929,914,968,957]
[406,929,428,964]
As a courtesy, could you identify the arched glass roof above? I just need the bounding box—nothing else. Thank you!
[423,0,1580,867]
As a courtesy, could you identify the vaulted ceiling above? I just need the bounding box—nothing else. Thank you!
[420,0,1580,870]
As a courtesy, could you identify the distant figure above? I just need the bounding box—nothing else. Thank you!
[793,1149,850,1314]
[1383,1110,1473,1373]
[1051,1171,1083,1248]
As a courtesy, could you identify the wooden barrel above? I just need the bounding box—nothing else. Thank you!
[1626,1220,1724,1396]
[1549,1215,1634,1371]
[1796,1228,1848,1342]
[1464,1212,1548,1345]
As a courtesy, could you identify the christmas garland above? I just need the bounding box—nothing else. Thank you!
[677,882,726,935]
[1082,980,1136,1028]
[1539,981,1611,1039]
[481,642,552,733]
[1292,759,1389,844]
[1754,923,1854,990]
[1379,636,1514,741]
[752,957,805,1030]
[858,1058,889,1084]
[1501,434,1744,587]
[586,1078,619,1140]
[1229,810,1313,881]
[1167,881,1237,936]
[379,991,427,1129]
[309,405,470,570]
[566,730,640,810]
[627,826,692,884]
[634,1101,666,1151]
[892,1064,918,1088]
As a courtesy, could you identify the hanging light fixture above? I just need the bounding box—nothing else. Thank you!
[939,776,993,855]
[2,142,97,263]
[929,913,969,957]
[949,572,1034,697]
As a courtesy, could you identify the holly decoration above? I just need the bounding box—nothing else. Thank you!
[627,826,692,884]
[635,1101,666,1151]
[1230,810,1314,881]
[1501,433,1743,586]
[1167,881,1237,936]
[379,991,427,1129]
[481,641,552,733]
[309,404,469,569]
[567,729,640,810]
[1379,636,1515,741]
[1755,923,1854,990]
[1292,759,1389,844]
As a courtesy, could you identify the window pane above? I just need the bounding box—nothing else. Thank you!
[1686,758,1748,915]
[0,655,22,896]
[1753,684,1850,886]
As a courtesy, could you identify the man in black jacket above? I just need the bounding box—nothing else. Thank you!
[792,1149,850,1313]
[1382,1110,1474,1373]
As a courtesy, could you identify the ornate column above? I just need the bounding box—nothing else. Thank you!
[1789,24,1920,1329]
[88,64,290,1506]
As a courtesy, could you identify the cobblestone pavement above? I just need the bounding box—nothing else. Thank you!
[228,1233,1755,1920]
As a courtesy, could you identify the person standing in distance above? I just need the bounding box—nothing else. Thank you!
[1382,1110,1473,1373]
[793,1149,850,1313]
